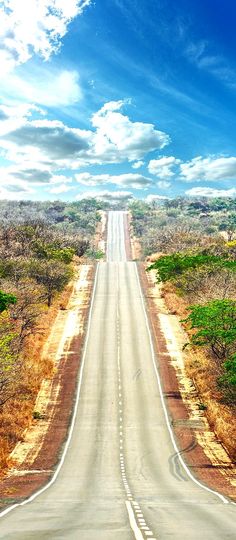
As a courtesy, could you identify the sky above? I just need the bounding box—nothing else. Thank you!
[0,0,236,204]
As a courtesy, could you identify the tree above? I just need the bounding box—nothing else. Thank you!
[182,299,236,360]
[218,213,236,241]
[0,313,21,406]
[0,291,17,312]
[28,259,73,306]
[218,354,236,404]
[32,241,75,264]
[147,253,236,283]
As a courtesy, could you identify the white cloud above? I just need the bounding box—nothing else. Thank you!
[157,180,171,189]
[49,183,74,194]
[75,172,153,189]
[76,190,134,203]
[91,100,170,162]
[180,156,236,182]
[0,68,82,107]
[0,163,73,191]
[145,194,169,202]
[132,160,144,169]
[0,0,91,73]
[186,41,236,88]
[148,156,180,178]
[0,101,171,170]
[185,187,236,198]
[0,173,34,199]
[0,118,91,164]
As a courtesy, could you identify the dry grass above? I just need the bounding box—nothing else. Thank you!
[162,283,236,460]
[0,280,74,476]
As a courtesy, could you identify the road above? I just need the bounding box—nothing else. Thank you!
[0,210,235,539]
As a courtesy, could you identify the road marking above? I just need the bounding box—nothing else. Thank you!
[116,269,154,540]
[0,264,100,518]
[134,263,229,505]
[126,501,145,540]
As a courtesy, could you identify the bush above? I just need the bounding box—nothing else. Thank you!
[147,253,236,283]
[182,299,236,360]
[218,354,236,403]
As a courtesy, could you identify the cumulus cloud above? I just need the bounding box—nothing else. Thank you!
[0,68,82,107]
[148,156,180,178]
[0,171,34,199]
[91,100,170,162]
[185,187,236,198]
[0,163,74,192]
[10,167,52,183]
[0,119,90,162]
[75,172,153,189]
[132,160,145,169]
[0,101,171,171]
[0,110,9,121]
[76,190,134,203]
[0,0,91,73]
[180,156,236,182]
[49,183,74,194]
[157,180,171,189]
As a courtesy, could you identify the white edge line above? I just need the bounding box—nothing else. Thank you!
[0,263,100,519]
[125,501,144,540]
[134,263,229,505]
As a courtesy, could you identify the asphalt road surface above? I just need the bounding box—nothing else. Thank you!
[0,211,235,539]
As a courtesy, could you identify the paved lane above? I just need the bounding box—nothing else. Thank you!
[0,211,235,539]
[107,211,127,262]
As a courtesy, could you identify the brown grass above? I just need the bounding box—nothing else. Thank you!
[0,280,74,476]
[162,282,236,460]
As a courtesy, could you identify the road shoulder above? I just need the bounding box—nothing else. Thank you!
[138,262,236,502]
[0,264,95,511]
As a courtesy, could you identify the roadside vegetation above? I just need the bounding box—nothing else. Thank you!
[0,198,106,473]
[129,196,236,457]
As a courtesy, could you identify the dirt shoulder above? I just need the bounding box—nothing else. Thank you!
[138,262,236,501]
[127,213,142,260]
[0,264,95,510]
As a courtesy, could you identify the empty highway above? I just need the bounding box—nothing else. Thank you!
[0,211,235,539]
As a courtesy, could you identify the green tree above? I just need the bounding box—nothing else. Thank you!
[182,299,236,360]
[147,253,236,283]
[0,313,21,406]
[218,213,236,241]
[28,259,73,306]
[32,241,75,264]
[0,291,17,312]
[218,354,236,404]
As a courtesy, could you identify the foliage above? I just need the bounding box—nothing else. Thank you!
[218,354,236,404]
[219,355,236,387]
[147,253,236,283]
[182,299,236,359]
[85,248,104,259]
[0,313,21,406]
[28,259,73,306]
[32,241,75,264]
[0,291,17,312]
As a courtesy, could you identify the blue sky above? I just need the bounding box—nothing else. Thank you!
[0,0,236,203]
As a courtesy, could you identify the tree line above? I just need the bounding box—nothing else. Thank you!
[129,197,236,406]
[0,198,106,409]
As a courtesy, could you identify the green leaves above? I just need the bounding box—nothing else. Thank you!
[32,241,75,264]
[182,299,236,360]
[0,291,17,312]
[147,253,236,284]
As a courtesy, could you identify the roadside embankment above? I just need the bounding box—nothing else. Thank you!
[138,262,236,501]
[0,264,94,508]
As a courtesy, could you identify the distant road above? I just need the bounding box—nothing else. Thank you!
[0,211,235,539]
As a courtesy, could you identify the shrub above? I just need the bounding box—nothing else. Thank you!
[182,299,236,360]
